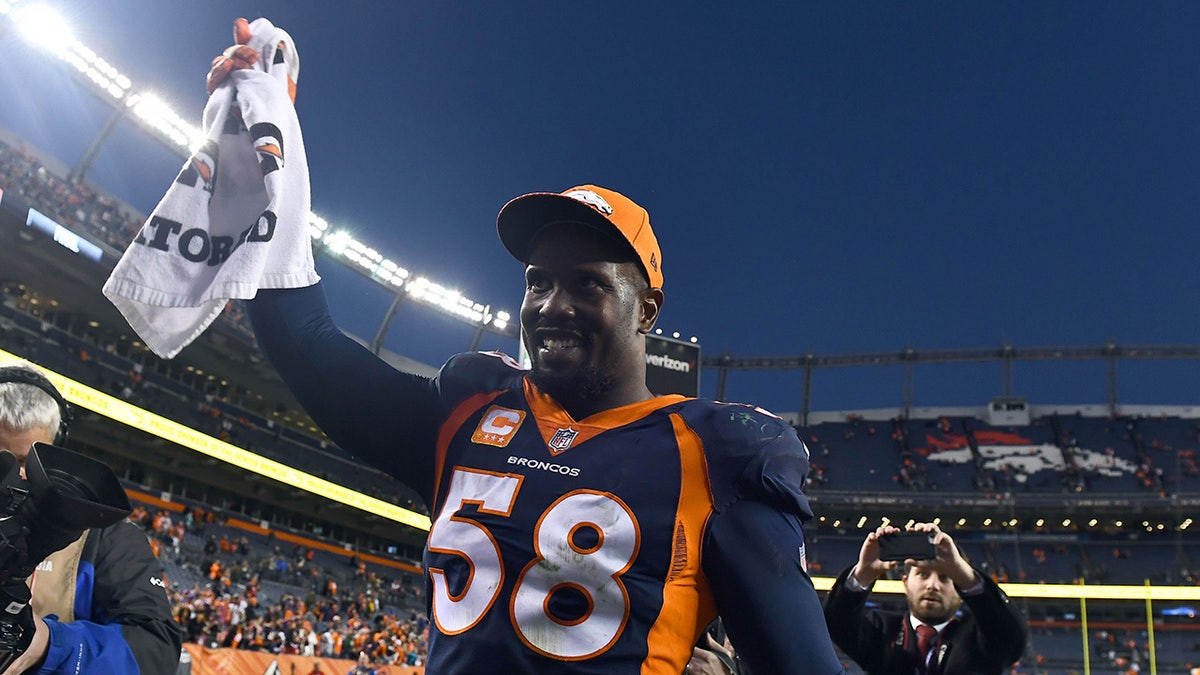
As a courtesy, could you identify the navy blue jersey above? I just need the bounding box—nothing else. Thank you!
[422,352,818,673]
[247,284,844,675]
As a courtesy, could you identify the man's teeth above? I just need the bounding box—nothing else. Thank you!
[544,338,580,349]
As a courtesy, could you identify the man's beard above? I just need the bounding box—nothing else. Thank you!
[910,596,961,624]
[530,364,616,404]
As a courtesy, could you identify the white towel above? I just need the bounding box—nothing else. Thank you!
[103,18,319,359]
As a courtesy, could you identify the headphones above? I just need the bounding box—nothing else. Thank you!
[0,366,72,444]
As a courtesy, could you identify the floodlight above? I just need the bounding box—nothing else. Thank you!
[323,230,351,254]
[308,214,329,239]
[12,3,73,49]
[126,92,198,149]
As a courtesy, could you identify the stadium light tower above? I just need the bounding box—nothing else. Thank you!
[0,0,178,181]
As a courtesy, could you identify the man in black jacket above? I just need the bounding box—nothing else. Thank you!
[0,364,182,675]
[823,522,1026,674]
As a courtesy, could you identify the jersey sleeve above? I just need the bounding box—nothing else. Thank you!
[248,283,442,506]
[701,499,844,674]
[684,403,840,673]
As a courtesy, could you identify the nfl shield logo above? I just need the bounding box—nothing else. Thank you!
[548,427,579,453]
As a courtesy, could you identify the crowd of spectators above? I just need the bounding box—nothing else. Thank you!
[172,586,428,668]
[130,503,430,667]
[1089,627,1169,674]
[0,278,429,522]
[0,138,143,251]
[0,137,257,342]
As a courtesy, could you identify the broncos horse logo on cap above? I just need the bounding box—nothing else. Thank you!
[564,189,613,215]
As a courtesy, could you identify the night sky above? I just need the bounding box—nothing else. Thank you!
[2,1,1198,414]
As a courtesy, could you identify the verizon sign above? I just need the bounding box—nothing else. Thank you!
[646,334,700,397]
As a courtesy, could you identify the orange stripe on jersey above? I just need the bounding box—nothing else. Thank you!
[641,413,717,674]
[434,390,506,514]
[523,377,688,454]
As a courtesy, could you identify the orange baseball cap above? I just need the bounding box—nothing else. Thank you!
[497,184,663,289]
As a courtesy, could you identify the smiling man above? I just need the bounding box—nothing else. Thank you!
[823,522,1028,674]
[499,186,663,419]
[244,182,843,674]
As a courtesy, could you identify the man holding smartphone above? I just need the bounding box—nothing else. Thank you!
[822,522,1027,674]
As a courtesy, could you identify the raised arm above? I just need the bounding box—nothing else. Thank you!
[248,283,440,505]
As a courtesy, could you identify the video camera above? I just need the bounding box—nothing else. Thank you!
[0,442,131,671]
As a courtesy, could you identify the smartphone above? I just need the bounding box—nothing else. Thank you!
[877,532,937,561]
[696,619,727,649]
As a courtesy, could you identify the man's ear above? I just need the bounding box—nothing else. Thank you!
[638,287,664,334]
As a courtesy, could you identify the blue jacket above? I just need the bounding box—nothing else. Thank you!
[37,520,182,674]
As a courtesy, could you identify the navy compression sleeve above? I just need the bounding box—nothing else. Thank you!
[248,284,440,505]
[702,498,845,675]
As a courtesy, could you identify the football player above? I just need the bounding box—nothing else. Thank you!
[210,20,843,675]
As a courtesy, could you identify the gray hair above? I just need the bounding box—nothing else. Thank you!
[0,364,62,435]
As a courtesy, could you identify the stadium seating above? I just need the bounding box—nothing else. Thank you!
[802,417,906,491]
[0,286,427,517]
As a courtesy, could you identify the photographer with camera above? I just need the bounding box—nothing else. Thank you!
[822,522,1026,674]
[0,364,182,674]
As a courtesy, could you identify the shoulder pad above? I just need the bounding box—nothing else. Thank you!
[434,351,526,406]
[677,400,812,518]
